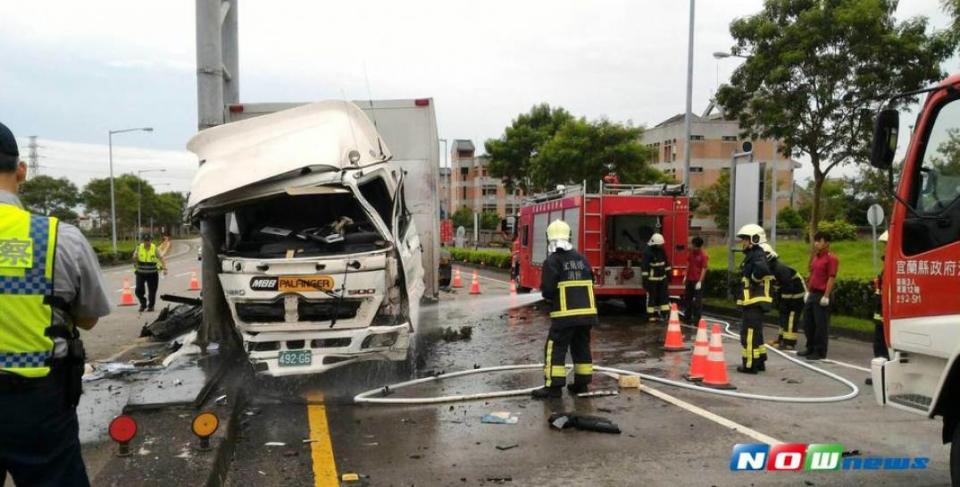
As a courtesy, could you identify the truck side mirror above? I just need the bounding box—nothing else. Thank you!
[870,109,899,170]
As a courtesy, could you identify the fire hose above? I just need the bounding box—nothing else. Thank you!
[353,315,860,405]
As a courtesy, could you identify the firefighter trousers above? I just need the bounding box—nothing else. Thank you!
[683,280,703,325]
[543,324,592,388]
[777,297,804,347]
[645,279,670,320]
[740,306,767,372]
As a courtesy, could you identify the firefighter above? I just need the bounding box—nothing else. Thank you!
[867,230,890,386]
[532,220,598,399]
[735,224,774,374]
[760,243,806,350]
[641,233,671,322]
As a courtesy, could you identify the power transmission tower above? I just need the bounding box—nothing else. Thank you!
[27,136,40,176]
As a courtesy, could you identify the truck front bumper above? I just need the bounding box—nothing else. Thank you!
[243,323,411,377]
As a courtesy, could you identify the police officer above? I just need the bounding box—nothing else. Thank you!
[760,243,806,350]
[132,233,167,312]
[532,220,598,399]
[641,233,671,322]
[735,224,774,374]
[0,122,111,486]
[867,231,890,386]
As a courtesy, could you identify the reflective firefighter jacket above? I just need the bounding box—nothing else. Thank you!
[768,257,806,301]
[641,245,671,283]
[737,245,773,309]
[540,249,598,328]
[0,205,59,378]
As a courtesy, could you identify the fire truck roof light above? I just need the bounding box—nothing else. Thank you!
[414,99,430,107]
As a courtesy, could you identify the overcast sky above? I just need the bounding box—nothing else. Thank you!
[0,0,953,193]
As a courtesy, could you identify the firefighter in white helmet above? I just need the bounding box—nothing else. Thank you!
[735,224,774,374]
[532,220,599,399]
[867,230,890,386]
[641,232,671,322]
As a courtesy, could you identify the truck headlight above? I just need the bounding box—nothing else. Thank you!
[361,332,398,349]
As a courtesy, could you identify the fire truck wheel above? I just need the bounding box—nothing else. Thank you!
[951,419,959,487]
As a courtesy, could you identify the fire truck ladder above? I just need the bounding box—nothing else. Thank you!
[583,184,604,281]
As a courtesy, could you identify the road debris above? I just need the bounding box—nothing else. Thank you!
[576,389,619,398]
[548,412,621,434]
[441,326,473,342]
[495,444,519,451]
[264,442,286,447]
[482,412,519,425]
[618,375,641,389]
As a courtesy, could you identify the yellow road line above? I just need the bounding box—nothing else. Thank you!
[305,392,338,487]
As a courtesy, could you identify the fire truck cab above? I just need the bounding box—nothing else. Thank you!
[513,182,689,312]
[869,73,960,482]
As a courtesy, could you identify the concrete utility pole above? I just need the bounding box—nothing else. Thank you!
[682,0,696,195]
[27,136,40,177]
[195,0,239,351]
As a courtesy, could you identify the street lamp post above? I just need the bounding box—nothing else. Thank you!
[137,169,166,241]
[683,0,695,195]
[108,127,153,255]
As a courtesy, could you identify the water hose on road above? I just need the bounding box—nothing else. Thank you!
[354,315,860,405]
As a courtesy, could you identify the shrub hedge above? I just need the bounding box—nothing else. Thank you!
[448,247,512,269]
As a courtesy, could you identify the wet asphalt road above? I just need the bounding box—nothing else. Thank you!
[206,267,951,487]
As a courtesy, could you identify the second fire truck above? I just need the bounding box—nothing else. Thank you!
[512,181,690,312]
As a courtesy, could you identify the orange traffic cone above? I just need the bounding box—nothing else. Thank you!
[702,323,736,390]
[452,268,463,288]
[683,319,710,382]
[469,270,481,295]
[119,277,137,307]
[661,303,688,351]
[188,271,201,291]
[509,279,517,295]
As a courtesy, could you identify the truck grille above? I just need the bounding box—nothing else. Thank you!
[298,299,362,321]
[236,301,285,323]
[235,298,363,323]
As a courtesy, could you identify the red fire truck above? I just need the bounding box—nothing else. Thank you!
[868,73,960,482]
[512,182,689,312]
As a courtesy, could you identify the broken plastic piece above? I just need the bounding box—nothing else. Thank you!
[547,412,621,434]
[264,442,286,447]
[481,411,518,425]
[576,390,619,398]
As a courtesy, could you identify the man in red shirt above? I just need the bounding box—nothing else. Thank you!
[800,231,839,360]
[683,236,708,325]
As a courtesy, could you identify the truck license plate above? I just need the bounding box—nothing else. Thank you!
[277,350,312,367]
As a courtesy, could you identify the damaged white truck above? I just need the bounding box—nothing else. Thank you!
[186,100,440,376]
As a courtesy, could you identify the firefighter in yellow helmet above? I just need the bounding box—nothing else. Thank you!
[641,232,671,322]
[532,220,598,399]
[735,224,774,374]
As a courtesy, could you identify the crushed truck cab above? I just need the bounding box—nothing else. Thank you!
[187,101,424,376]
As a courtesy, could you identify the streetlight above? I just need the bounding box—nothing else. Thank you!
[137,169,166,241]
[683,0,696,196]
[108,127,153,255]
[712,51,751,60]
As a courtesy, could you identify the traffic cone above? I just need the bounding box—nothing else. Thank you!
[119,277,137,307]
[452,268,463,288]
[661,303,688,351]
[702,323,736,390]
[509,279,517,295]
[469,270,481,295]
[188,271,201,291]
[683,319,710,382]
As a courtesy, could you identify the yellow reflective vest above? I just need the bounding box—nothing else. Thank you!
[0,205,59,378]
[135,243,161,273]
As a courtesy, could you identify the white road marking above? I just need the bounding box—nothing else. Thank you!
[175,271,192,278]
[640,384,782,445]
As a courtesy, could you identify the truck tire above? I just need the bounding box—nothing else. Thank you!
[952,419,960,487]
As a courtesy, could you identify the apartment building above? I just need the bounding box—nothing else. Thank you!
[641,105,800,229]
[448,139,523,218]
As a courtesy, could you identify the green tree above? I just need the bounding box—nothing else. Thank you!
[716,0,955,242]
[19,175,80,222]
[151,191,186,236]
[82,174,159,238]
[480,211,500,230]
[777,207,806,230]
[694,170,731,229]
[484,104,573,193]
[451,207,473,230]
[530,118,665,191]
